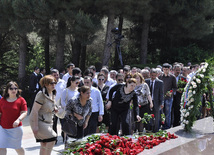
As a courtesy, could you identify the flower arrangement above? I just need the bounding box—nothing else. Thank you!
[141,113,155,124]
[177,78,188,92]
[161,113,165,125]
[180,60,214,132]
[63,131,178,155]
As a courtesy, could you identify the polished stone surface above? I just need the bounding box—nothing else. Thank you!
[141,117,214,155]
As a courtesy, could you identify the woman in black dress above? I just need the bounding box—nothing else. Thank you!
[106,78,141,135]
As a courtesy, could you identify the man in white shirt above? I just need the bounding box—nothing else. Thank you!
[62,63,75,83]
[89,65,98,84]
[100,68,115,87]
[83,76,104,136]
[51,69,66,142]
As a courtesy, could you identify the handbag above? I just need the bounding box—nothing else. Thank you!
[55,89,68,119]
[62,116,77,137]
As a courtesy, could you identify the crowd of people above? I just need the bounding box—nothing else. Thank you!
[0,62,208,155]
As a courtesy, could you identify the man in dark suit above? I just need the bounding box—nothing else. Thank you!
[145,68,164,132]
[172,64,186,127]
[29,67,40,112]
[37,67,46,90]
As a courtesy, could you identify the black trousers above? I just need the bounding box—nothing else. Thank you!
[84,112,99,136]
[29,91,37,113]
[53,115,64,140]
[173,93,182,127]
[110,109,130,136]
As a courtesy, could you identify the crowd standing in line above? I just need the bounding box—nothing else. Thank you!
[0,61,209,154]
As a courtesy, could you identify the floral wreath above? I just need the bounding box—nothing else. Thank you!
[180,60,214,132]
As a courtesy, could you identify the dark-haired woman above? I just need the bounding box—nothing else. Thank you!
[97,73,110,127]
[61,76,80,109]
[106,78,141,135]
[61,76,79,146]
[29,75,57,155]
[65,86,92,139]
[0,81,27,155]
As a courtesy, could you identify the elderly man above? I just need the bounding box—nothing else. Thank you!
[83,76,104,136]
[141,69,150,80]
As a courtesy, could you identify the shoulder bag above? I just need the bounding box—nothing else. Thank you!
[62,115,77,137]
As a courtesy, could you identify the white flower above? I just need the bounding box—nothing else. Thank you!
[186,120,189,124]
[190,98,194,102]
[181,123,185,128]
[200,74,204,78]
[202,69,206,72]
[193,84,197,88]
[190,105,193,109]
[185,112,190,117]
[191,81,196,85]
[188,93,192,98]
[193,91,196,94]
[196,79,201,84]
[189,90,192,93]
[193,76,196,80]
[181,116,183,121]
[183,109,186,113]
[189,86,193,89]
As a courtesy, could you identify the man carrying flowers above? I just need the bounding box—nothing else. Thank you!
[159,63,177,129]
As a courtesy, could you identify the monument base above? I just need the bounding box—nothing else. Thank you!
[141,117,214,155]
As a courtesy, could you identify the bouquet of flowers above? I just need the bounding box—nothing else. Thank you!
[161,113,165,125]
[177,78,188,92]
[141,113,155,124]
[165,90,173,97]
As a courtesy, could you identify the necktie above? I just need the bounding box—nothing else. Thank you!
[150,81,153,97]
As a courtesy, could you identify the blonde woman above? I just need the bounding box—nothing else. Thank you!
[29,75,57,155]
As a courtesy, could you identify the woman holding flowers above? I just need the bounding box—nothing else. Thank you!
[133,73,153,132]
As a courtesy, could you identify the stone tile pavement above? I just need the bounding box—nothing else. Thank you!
[7,115,65,155]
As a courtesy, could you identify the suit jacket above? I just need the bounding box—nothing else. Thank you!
[37,73,43,90]
[145,78,164,109]
[29,73,39,93]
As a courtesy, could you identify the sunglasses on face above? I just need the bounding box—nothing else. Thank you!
[117,79,124,82]
[98,79,105,81]
[9,87,18,91]
[50,82,57,85]
[126,76,131,79]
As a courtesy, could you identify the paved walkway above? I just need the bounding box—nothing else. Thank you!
[7,115,65,155]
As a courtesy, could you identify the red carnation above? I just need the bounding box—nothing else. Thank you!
[151,114,155,118]
[170,90,173,93]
